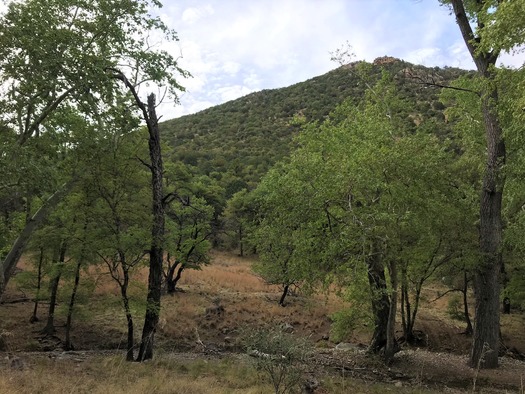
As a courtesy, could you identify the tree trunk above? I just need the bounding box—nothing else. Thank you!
[42,243,66,336]
[384,260,398,364]
[400,265,413,344]
[0,181,75,299]
[120,270,134,361]
[166,262,185,294]
[278,284,289,307]
[450,0,505,369]
[30,247,45,323]
[366,249,390,354]
[171,264,185,293]
[462,271,473,336]
[470,92,504,368]
[64,260,82,351]
[239,224,244,257]
[137,94,164,362]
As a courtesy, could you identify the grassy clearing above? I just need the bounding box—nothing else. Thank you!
[0,352,444,394]
[0,354,269,394]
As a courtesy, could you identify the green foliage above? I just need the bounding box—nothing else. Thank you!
[241,326,312,394]
[446,295,465,321]
[161,59,464,190]
[330,308,367,343]
[476,0,525,54]
[249,70,473,344]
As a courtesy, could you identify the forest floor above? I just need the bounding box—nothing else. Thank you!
[1,250,524,393]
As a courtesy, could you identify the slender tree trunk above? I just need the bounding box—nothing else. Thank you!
[120,270,134,361]
[166,262,185,294]
[366,249,390,354]
[137,94,165,362]
[239,224,244,257]
[450,0,505,369]
[64,260,82,350]
[463,271,473,336]
[0,181,75,299]
[384,260,398,364]
[42,243,66,336]
[171,264,185,292]
[278,284,289,307]
[30,247,45,323]
[400,265,412,343]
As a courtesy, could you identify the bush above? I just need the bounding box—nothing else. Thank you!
[241,326,312,394]
[446,295,464,321]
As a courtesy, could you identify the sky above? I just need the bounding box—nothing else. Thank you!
[154,0,525,121]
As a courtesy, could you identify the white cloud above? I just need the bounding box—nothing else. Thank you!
[156,0,524,120]
[405,47,443,67]
[216,85,254,102]
[181,5,214,24]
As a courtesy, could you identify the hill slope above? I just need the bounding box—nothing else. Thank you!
[161,57,467,193]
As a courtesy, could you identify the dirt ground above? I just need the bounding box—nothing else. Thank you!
[1,250,524,393]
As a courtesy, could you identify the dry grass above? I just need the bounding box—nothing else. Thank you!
[0,351,452,394]
[2,250,525,393]
[0,354,270,394]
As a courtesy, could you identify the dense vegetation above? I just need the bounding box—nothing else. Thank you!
[161,58,466,192]
[1,1,525,388]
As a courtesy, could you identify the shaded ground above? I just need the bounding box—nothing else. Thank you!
[1,251,524,393]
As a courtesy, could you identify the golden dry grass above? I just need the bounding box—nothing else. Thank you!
[2,250,525,393]
[0,355,270,394]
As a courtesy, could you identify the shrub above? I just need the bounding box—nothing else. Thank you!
[241,326,312,394]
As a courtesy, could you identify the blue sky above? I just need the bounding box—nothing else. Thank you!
[155,0,525,120]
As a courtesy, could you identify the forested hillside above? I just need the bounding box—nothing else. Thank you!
[2,0,525,392]
[161,57,466,193]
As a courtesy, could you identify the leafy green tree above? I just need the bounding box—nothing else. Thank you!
[0,0,187,299]
[439,0,524,368]
[253,73,464,363]
[224,189,255,257]
[84,129,150,360]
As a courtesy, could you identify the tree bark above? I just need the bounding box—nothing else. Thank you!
[137,93,165,362]
[384,260,398,364]
[400,265,413,344]
[30,247,45,323]
[463,271,473,336]
[120,270,134,361]
[450,0,504,369]
[366,249,390,354]
[42,243,66,336]
[167,263,185,294]
[0,181,75,299]
[239,224,244,257]
[278,284,289,307]
[64,260,82,351]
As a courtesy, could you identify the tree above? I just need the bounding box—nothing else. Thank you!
[224,189,255,257]
[164,195,213,294]
[87,129,150,360]
[253,73,461,362]
[0,0,187,299]
[441,0,525,368]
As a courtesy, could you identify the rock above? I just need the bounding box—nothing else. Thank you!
[394,381,403,388]
[335,342,359,351]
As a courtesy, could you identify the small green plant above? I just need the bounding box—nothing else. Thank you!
[446,295,464,321]
[241,326,312,394]
[330,308,366,343]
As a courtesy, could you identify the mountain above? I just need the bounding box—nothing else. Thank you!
[160,57,467,197]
